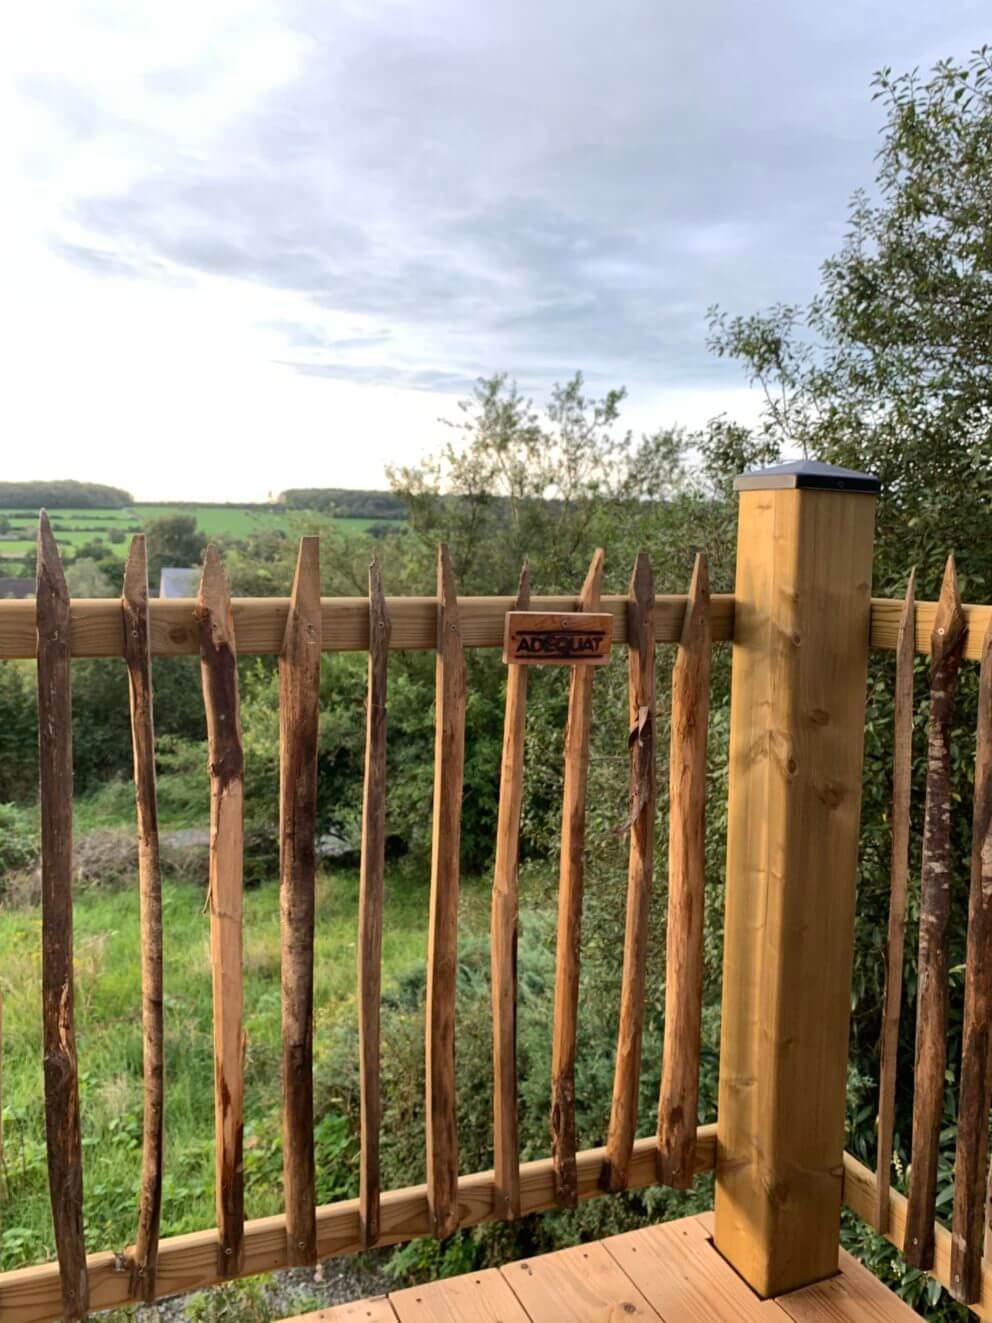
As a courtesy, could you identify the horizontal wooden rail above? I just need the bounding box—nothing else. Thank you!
[842,1152,992,1322]
[871,598,991,661]
[4,594,992,659]
[0,594,736,658]
[0,1127,717,1323]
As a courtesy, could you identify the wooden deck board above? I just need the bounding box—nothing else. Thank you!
[279,1296,397,1321]
[390,1267,529,1321]
[501,1241,661,1320]
[279,1213,917,1322]
[774,1248,917,1322]
[606,1215,781,1319]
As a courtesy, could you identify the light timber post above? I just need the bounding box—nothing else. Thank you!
[714,460,878,1298]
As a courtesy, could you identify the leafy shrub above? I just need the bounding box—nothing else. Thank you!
[71,827,137,888]
[310,878,723,1287]
[0,663,38,802]
[0,801,37,875]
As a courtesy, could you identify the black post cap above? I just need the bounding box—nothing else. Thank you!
[734,459,881,494]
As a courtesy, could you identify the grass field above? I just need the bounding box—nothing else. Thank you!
[0,859,493,1272]
[0,768,503,1275]
[0,506,393,562]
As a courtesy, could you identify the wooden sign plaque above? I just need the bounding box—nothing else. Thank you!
[502,611,613,666]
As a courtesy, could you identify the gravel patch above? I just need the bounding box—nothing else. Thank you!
[109,1253,396,1322]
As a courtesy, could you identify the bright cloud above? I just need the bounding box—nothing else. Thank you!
[1,0,988,497]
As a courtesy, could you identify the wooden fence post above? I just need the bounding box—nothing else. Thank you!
[713,460,878,1298]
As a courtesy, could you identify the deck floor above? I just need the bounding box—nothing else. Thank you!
[281,1213,915,1321]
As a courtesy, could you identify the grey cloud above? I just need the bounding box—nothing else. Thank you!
[280,362,477,393]
[48,238,184,284]
[32,0,992,397]
[261,322,393,350]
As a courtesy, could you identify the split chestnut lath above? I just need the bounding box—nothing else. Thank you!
[3,464,992,1322]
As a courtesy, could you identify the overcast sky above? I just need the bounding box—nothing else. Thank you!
[3,2,988,499]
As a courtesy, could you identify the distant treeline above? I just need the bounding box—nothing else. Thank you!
[131,501,281,511]
[280,488,406,519]
[0,482,409,520]
[0,481,133,509]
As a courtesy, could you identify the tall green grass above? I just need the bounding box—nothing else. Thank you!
[0,867,452,1270]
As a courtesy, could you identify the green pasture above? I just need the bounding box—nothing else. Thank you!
[0,506,392,562]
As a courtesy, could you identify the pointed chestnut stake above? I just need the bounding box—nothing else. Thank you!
[426,544,466,1238]
[123,536,166,1300]
[280,537,321,1265]
[658,552,711,1189]
[874,569,916,1234]
[491,561,531,1220]
[196,546,246,1277]
[950,609,992,1303]
[600,552,657,1192]
[36,512,89,1321]
[905,556,967,1269]
[359,555,391,1247]
[551,547,604,1208]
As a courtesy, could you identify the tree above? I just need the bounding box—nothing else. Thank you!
[144,514,207,583]
[65,556,114,597]
[710,55,992,1316]
[709,49,992,598]
[389,373,638,593]
[0,480,131,508]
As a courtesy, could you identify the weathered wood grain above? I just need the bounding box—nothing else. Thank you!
[36,512,89,1321]
[905,557,967,1270]
[658,551,711,1189]
[949,609,992,1302]
[279,538,321,1266]
[600,552,656,1193]
[197,547,246,1277]
[551,548,605,1208]
[122,536,166,1300]
[873,570,916,1235]
[0,592,738,659]
[359,556,391,1248]
[491,562,531,1220]
[0,1127,718,1323]
[425,545,466,1239]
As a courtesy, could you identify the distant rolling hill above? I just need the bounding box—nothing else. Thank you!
[0,489,405,563]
